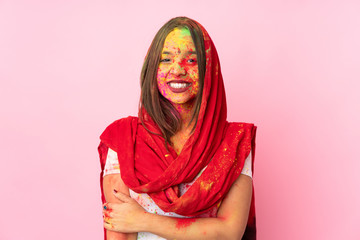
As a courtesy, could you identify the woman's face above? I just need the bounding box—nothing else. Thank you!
[157,28,199,105]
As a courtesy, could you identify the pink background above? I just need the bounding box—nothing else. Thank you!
[1,0,359,239]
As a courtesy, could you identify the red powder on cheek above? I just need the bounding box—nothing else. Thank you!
[175,218,196,230]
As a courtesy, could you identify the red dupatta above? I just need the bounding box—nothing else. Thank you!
[98,20,257,239]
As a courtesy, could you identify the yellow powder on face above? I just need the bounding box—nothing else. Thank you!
[157,27,199,106]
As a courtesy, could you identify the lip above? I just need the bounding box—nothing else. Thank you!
[167,80,191,84]
[167,80,192,93]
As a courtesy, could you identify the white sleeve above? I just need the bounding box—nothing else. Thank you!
[103,148,121,177]
[241,151,253,178]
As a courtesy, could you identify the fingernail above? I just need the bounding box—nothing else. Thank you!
[113,189,118,193]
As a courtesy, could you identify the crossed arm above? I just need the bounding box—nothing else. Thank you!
[102,172,252,240]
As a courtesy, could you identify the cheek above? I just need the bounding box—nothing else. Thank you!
[192,80,200,95]
[157,68,168,94]
[157,67,166,81]
[185,65,198,81]
[187,68,199,93]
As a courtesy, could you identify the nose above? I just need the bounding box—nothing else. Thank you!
[170,62,186,76]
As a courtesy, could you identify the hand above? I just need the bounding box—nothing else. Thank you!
[103,190,147,233]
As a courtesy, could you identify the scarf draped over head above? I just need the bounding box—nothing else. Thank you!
[98,19,257,239]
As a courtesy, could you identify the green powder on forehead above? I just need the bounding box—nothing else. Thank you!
[171,27,191,37]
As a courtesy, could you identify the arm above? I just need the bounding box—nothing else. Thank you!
[144,174,252,240]
[106,173,253,240]
[103,174,137,240]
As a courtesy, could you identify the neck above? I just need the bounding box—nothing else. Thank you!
[172,99,196,132]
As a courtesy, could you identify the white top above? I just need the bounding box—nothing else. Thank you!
[103,148,252,239]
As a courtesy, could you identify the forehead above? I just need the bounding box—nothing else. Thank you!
[163,28,195,50]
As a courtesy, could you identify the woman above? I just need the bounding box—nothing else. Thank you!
[98,16,257,240]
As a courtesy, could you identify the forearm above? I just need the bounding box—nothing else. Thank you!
[106,230,137,240]
[138,213,243,240]
[103,174,138,240]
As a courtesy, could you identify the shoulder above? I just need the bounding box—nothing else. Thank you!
[226,121,257,149]
[228,121,256,128]
[100,116,137,136]
[227,121,257,134]
[99,116,138,149]
[103,116,138,130]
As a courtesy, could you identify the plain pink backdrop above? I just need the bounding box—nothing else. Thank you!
[1,0,359,239]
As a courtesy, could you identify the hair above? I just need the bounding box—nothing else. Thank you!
[139,16,206,147]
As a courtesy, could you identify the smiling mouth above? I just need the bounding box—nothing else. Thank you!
[167,80,192,93]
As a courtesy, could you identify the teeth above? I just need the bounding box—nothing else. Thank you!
[169,83,190,89]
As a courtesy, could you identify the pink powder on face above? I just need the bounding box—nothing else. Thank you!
[156,28,199,106]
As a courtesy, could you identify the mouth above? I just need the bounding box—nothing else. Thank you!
[167,80,192,93]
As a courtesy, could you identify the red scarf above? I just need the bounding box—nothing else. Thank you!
[98,21,257,239]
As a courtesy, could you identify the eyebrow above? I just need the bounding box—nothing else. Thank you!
[162,50,197,55]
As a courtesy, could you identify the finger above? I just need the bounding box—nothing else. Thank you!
[103,202,111,210]
[103,216,111,223]
[112,190,132,203]
[105,202,116,210]
[104,202,121,211]
[103,210,111,218]
[103,215,115,231]
[103,221,114,231]
[103,204,115,218]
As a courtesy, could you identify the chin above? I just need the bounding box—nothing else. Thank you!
[170,99,188,104]
[168,96,195,105]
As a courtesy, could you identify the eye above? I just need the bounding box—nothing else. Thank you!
[160,58,171,63]
[187,59,196,63]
